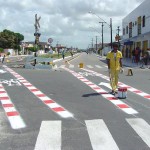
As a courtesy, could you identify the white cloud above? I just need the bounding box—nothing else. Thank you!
[0,0,145,49]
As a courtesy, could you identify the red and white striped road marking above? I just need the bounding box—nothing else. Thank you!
[82,68,150,100]
[3,66,73,118]
[0,84,26,129]
[63,67,138,115]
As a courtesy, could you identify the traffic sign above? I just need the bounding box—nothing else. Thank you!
[48,38,53,43]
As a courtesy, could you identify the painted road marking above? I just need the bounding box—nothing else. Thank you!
[63,68,138,115]
[0,79,22,86]
[127,118,150,148]
[0,84,26,129]
[87,65,93,68]
[85,119,119,150]
[78,72,96,77]
[69,64,74,68]
[82,68,150,100]
[3,66,73,118]
[99,82,111,89]
[60,64,106,69]
[0,69,7,73]
[34,118,150,149]
[95,65,102,68]
[34,121,61,150]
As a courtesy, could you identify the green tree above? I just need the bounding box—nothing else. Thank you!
[0,29,24,50]
[0,48,4,53]
[27,46,39,52]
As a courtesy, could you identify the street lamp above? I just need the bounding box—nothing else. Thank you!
[89,11,113,48]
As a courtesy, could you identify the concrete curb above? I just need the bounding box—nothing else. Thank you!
[53,53,81,63]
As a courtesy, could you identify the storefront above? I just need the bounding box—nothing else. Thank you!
[123,41,134,58]
[122,0,150,58]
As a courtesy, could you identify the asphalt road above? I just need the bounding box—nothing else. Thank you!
[0,52,150,150]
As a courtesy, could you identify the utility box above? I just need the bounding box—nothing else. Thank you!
[79,63,84,68]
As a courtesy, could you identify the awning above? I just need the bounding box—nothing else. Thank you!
[124,41,133,45]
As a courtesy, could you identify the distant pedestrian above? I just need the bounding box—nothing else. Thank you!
[106,43,123,95]
[62,50,65,59]
[2,55,5,63]
[70,51,73,57]
[135,47,139,63]
[131,49,135,63]
[139,50,149,68]
[138,47,141,62]
[126,48,129,58]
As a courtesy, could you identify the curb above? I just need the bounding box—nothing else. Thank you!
[53,54,80,63]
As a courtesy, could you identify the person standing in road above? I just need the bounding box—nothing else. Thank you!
[106,43,123,95]
[70,50,73,57]
[62,50,65,59]
[2,55,5,63]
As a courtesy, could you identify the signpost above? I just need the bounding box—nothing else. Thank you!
[34,14,41,66]
[48,38,53,44]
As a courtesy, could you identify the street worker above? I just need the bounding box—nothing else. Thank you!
[106,43,123,95]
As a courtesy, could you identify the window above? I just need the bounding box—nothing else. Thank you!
[137,16,141,35]
[142,16,145,27]
[129,22,132,38]
[132,23,134,27]
[123,28,125,35]
[126,26,128,34]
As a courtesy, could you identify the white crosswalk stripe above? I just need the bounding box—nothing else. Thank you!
[126,118,150,148]
[34,121,61,150]
[103,65,108,68]
[85,119,119,150]
[34,118,150,149]
[69,64,74,68]
[86,65,93,68]
[95,65,102,68]
[59,64,107,69]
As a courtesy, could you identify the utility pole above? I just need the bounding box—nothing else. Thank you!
[96,36,97,54]
[116,26,121,49]
[92,38,94,52]
[99,22,106,55]
[110,18,113,48]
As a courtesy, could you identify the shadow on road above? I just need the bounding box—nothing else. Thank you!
[82,93,100,97]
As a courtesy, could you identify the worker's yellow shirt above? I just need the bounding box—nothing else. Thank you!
[106,50,122,70]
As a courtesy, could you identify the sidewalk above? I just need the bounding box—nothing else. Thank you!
[122,57,150,69]
[122,58,139,68]
[53,53,80,63]
[97,55,150,69]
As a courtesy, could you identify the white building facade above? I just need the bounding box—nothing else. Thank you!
[121,0,150,57]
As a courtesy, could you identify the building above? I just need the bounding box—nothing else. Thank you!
[121,0,150,58]
[21,41,50,54]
